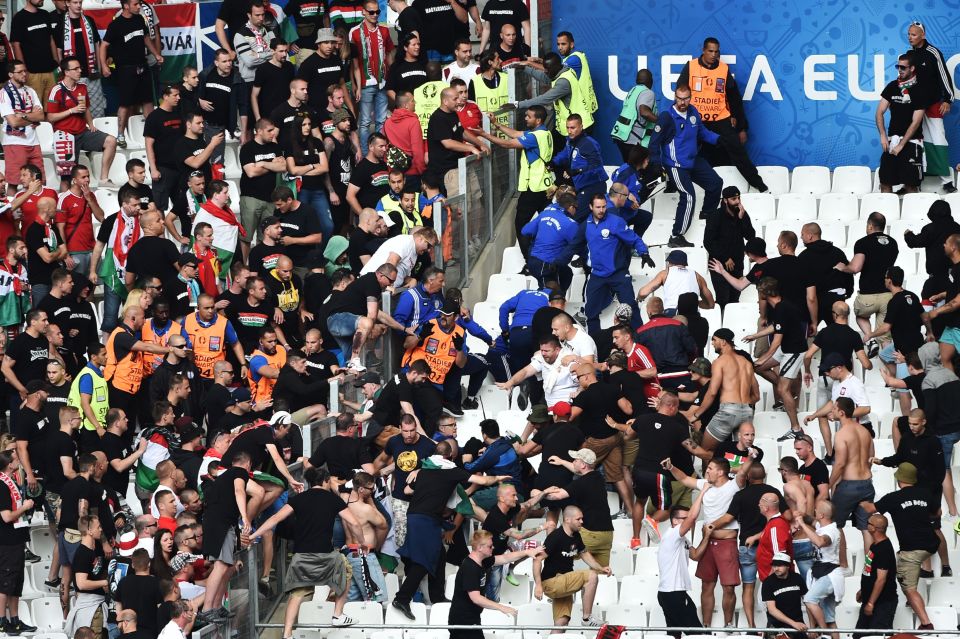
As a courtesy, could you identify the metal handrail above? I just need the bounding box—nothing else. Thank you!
[249,623,960,634]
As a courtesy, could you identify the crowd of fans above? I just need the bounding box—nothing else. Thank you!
[0,1,957,639]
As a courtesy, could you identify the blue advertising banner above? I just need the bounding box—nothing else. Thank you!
[551,0,960,168]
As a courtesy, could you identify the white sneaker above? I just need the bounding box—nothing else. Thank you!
[346,358,366,373]
[580,615,603,627]
[332,615,355,627]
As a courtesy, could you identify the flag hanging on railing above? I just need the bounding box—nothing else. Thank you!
[87,3,199,85]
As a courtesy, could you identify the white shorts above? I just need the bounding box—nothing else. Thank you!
[773,348,804,380]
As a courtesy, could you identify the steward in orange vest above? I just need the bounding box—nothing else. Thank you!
[676,37,768,192]
[104,306,170,417]
[181,293,247,380]
[247,327,287,404]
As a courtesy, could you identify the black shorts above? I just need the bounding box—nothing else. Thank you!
[633,468,673,511]
[879,142,923,187]
[0,544,25,596]
[115,65,152,107]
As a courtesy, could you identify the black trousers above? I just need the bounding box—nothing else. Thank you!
[658,590,702,638]
[515,190,551,259]
[702,118,764,188]
[414,383,444,437]
[854,598,897,634]
[710,267,743,309]
[395,554,446,604]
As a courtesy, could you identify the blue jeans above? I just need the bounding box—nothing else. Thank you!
[485,563,506,601]
[359,85,388,156]
[299,188,333,248]
[584,270,642,335]
[793,539,815,582]
[101,286,122,333]
[69,252,91,279]
[666,157,723,237]
[939,431,960,466]
[31,284,50,306]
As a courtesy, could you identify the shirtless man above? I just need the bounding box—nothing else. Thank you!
[778,456,816,580]
[689,328,760,451]
[343,472,389,602]
[829,396,875,553]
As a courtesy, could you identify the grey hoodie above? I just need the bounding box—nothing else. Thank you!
[919,341,960,435]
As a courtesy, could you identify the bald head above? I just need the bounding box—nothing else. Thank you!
[37,196,57,220]
[277,255,293,270]
[832,300,849,320]
[802,222,822,241]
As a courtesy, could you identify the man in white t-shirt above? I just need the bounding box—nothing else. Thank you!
[551,312,597,369]
[442,39,480,83]
[0,60,45,190]
[157,599,195,639]
[656,484,712,637]
[666,454,754,627]
[797,500,843,636]
[497,335,578,406]
[803,353,873,460]
[359,227,439,287]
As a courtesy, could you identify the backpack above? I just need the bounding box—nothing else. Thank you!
[385,144,411,172]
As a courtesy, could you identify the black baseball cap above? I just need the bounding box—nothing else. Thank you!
[722,185,741,199]
[744,238,766,257]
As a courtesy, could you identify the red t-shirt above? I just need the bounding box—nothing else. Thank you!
[756,515,793,581]
[56,190,95,252]
[627,342,660,399]
[348,22,394,85]
[457,100,482,133]
[17,187,59,230]
[46,82,89,136]
[158,516,178,533]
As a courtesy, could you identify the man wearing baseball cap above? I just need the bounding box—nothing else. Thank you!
[636,249,715,317]
[514,406,583,510]
[703,185,757,309]
[760,552,807,634]
[166,253,201,321]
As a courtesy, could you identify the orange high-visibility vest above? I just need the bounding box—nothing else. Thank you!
[104,325,144,394]
[688,58,732,122]
[183,313,229,379]
[141,319,183,375]
[401,319,463,385]
[247,347,287,403]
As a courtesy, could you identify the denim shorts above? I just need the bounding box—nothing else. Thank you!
[738,544,758,584]
[939,431,960,466]
[327,312,361,337]
[803,573,837,622]
[832,478,874,530]
[941,327,960,350]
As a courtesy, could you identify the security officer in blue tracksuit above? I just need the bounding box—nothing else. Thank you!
[551,114,608,220]
[583,192,655,335]
[499,287,550,373]
[521,188,580,293]
[648,84,723,248]
[392,267,446,332]
[607,184,653,241]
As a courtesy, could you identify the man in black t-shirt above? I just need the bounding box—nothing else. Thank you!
[99,0,162,146]
[273,189,322,272]
[391,439,507,620]
[346,132,391,216]
[375,415,436,546]
[196,50,238,161]
[449,529,541,636]
[877,51,928,193]
[252,42,295,124]
[747,278,806,435]
[297,32,349,114]
[2,310,50,432]
[426,87,487,196]
[143,86,185,211]
[860,462,939,630]
[124,209,180,287]
[855,513,898,631]
[793,434,829,502]
[533,504,611,628]
[239,119,287,258]
[11,0,58,102]
[70,515,108,635]
[477,482,544,601]
[368,364,430,439]
[306,413,374,481]
[838,212,899,341]
[172,114,221,195]
[0,448,35,636]
[25,197,67,302]
[761,553,808,633]
[479,0,529,52]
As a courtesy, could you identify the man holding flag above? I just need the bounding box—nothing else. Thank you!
[193,179,244,279]
[88,188,143,337]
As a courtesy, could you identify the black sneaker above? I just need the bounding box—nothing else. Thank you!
[516,386,528,411]
[823,453,835,465]
[919,568,934,579]
[943,183,958,194]
[750,181,770,194]
[777,429,801,442]
[43,577,61,589]
[24,548,40,563]
[442,402,464,417]
[865,339,880,359]
[10,619,36,634]
[462,396,479,410]
[943,566,953,577]
[772,399,785,411]
[392,599,416,621]
[668,235,694,248]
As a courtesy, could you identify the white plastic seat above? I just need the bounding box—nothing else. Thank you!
[478,384,510,416]
[125,114,146,149]
[818,193,860,223]
[42,157,60,189]
[222,145,242,180]
[329,601,384,639]
[92,116,119,138]
[776,194,817,223]
[754,166,790,194]
[831,166,873,195]
[384,600,428,634]
[500,573,531,606]
[30,527,55,562]
[721,302,759,343]
[609,544,634,576]
[860,192,901,222]
[752,411,790,439]
[501,246,525,274]
[516,602,554,639]
[31,598,64,631]
[714,165,750,195]
[481,609,516,639]
[90,151,127,186]
[644,219,674,247]
[486,273,531,306]
[790,166,831,195]
[620,574,659,603]
[604,604,648,627]
[29,564,58,597]
[740,192,776,222]
[36,122,55,155]
[926,605,959,630]
[901,193,941,221]
[928,578,960,606]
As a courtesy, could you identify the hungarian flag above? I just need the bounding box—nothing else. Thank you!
[193,202,244,274]
[135,428,173,492]
[88,3,198,85]
[922,104,951,179]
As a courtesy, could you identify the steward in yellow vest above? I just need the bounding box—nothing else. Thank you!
[556,31,598,115]
[470,51,509,138]
[514,53,593,142]
[676,37,769,192]
[68,343,110,439]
